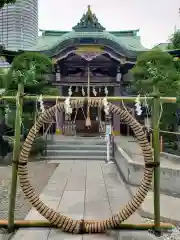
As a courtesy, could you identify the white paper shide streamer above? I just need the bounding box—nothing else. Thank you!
[64,97,72,115]
[144,96,150,132]
[5,105,10,123]
[103,98,109,115]
[92,87,97,96]
[81,87,85,96]
[63,86,73,115]
[104,86,108,96]
[68,86,72,97]
[38,94,45,113]
[135,94,142,116]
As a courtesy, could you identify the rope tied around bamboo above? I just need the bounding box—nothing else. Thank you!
[18,99,154,234]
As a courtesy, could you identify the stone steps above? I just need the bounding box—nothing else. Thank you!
[46,149,112,157]
[44,136,114,162]
[46,139,106,145]
[39,155,113,162]
[46,144,112,150]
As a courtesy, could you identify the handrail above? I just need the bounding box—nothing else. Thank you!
[43,122,54,156]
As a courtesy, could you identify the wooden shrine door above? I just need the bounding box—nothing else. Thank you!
[75,106,100,136]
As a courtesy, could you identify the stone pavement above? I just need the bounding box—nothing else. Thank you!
[11,160,159,240]
[0,161,58,240]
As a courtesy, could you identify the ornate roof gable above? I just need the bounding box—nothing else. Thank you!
[72,5,105,32]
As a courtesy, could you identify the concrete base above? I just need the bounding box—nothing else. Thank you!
[114,143,180,226]
[114,143,180,196]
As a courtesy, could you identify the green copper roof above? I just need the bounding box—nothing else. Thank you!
[32,30,146,52]
[29,6,147,56]
[155,43,170,50]
[72,5,105,32]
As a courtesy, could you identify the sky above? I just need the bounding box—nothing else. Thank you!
[38,0,180,49]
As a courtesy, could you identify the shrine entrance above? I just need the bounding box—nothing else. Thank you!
[62,86,109,136]
[71,105,105,136]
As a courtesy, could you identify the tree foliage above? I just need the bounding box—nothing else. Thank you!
[3,52,59,97]
[8,52,53,85]
[169,30,180,75]
[131,49,180,142]
[0,0,16,9]
[11,52,53,73]
[132,49,180,96]
[0,68,9,89]
[2,52,59,130]
[170,30,180,49]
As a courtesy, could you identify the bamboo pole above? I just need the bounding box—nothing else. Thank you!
[0,220,173,231]
[8,83,24,232]
[0,95,177,102]
[160,136,163,152]
[150,133,153,147]
[152,85,161,235]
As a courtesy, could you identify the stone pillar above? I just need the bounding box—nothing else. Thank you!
[113,86,121,135]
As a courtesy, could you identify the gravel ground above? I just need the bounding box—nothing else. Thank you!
[0,161,58,238]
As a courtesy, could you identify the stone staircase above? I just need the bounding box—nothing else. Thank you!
[41,135,114,163]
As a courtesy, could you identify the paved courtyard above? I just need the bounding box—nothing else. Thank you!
[11,160,160,240]
[0,161,58,240]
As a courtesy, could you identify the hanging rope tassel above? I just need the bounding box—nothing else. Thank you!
[85,100,91,128]
[85,65,91,128]
[85,116,91,128]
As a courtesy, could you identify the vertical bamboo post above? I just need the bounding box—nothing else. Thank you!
[160,136,163,152]
[152,85,161,235]
[150,133,153,147]
[8,83,24,232]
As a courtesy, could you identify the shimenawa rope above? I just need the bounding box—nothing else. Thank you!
[18,99,154,234]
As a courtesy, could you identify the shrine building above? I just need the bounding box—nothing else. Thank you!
[1,6,180,136]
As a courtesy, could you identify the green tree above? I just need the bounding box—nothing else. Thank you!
[0,0,16,8]
[9,52,53,83]
[131,49,180,145]
[4,52,59,129]
[132,49,179,95]
[6,52,59,95]
[170,30,180,49]
[0,68,8,89]
[169,30,180,74]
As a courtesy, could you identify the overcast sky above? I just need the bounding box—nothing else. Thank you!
[38,0,180,49]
